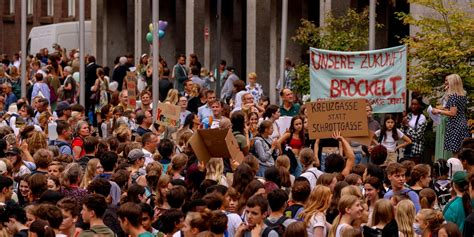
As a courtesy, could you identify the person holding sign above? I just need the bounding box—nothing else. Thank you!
[374,115,412,164]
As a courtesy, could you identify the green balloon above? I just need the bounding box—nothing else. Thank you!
[146,32,153,44]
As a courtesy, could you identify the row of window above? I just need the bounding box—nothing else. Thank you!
[6,0,75,17]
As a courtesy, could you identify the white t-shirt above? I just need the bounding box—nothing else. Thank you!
[447,157,464,179]
[307,212,328,237]
[300,167,324,190]
[224,211,243,237]
[375,128,405,152]
[408,114,426,129]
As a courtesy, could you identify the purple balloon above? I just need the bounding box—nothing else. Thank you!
[158,20,168,31]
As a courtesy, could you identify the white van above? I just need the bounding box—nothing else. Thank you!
[27,21,92,55]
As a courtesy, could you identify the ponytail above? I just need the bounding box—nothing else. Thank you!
[462,190,472,217]
[328,195,359,237]
[454,181,472,216]
[419,188,437,209]
[30,220,56,237]
[328,214,342,237]
[420,196,430,209]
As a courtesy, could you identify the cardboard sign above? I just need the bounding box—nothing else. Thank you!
[307,99,368,139]
[156,103,180,128]
[310,45,407,113]
[189,128,244,164]
[126,72,137,110]
[348,130,375,146]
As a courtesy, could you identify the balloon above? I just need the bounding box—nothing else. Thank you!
[146,32,153,44]
[159,21,168,31]
[158,30,165,39]
[149,23,153,32]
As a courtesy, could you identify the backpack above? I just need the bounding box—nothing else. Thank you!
[285,204,304,220]
[4,113,19,126]
[49,140,72,155]
[263,216,288,237]
[434,180,452,209]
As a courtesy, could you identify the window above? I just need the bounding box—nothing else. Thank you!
[47,0,53,16]
[8,0,15,14]
[27,0,34,15]
[68,0,75,17]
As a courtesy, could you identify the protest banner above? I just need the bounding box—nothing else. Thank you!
[307,99,368,139]
[310,45,407,113]
[156,103,180,128]
[126,72,137,110]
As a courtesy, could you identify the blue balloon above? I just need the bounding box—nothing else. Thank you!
[158,30,165,39]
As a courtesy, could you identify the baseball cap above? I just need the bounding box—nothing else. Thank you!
[452,171,468,185]
[128,149,145,164]
[5,147,21,156]
[0,160,7,175]
[56,101,71,112]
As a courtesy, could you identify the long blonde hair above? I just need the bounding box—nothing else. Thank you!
[445,74,466,98]
[164,89,179,105]
[300,185,332,225]
[328,195,359,237]
[371,199,394,227]
[80,158,101,188]
[205,158,224,182]
[396,200,415,237]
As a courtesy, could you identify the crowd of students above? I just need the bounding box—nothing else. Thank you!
[0,48,471,237]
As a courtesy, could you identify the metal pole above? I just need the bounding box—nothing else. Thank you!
[79,0,85,106]
[279,0,288,96]
[369,0,376,50]
[152,0,159,121]
[215,0,222,99]
[21,0,27,97]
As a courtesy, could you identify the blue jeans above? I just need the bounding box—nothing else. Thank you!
[257,165,267,177]
[320,153,327,172]
[292,160,303,177]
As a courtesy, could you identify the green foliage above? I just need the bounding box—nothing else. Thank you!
[397,0,474,103]
[292,8,376,95]
[293,64,310,98]
[293,8,372,51]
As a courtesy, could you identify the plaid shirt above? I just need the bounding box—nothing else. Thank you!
[404,113,428,156]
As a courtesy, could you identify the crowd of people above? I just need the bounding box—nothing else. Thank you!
[0,46,471,237]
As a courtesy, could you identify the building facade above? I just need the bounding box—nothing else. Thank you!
[0,0,91,56]
[1,0,413,100]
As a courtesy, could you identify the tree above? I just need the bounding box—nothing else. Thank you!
[292,8,375,96]
[397,0,474,105]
